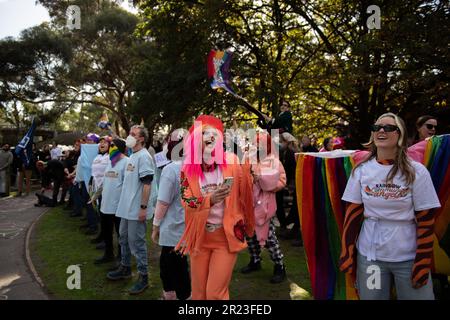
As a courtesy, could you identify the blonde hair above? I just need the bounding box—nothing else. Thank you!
[353,113,415,185]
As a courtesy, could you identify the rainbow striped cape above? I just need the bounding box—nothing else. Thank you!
[295,135,450,300]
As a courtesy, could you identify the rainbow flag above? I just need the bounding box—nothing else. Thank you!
[206,49,269,125]
[207,49,235,95]
[296,135,450,300]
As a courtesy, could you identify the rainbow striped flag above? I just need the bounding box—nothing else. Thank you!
[207,49,235,95]
[296,135,450,300]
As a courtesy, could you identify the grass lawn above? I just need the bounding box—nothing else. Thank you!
[31,207,311,300]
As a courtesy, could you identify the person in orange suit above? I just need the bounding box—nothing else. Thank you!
[176,115,255,300]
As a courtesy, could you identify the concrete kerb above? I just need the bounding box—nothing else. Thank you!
[24,207,51,298]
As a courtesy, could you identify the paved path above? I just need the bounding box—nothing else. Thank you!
[0,193,49,300]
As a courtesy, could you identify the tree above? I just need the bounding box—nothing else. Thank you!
[1,1,152,134]
[37,0,147,133]
[0,25,74,128]
[135,0,450,145]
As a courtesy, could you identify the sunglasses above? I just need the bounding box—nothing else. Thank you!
[425,124,437,130]
[371,124,400,133]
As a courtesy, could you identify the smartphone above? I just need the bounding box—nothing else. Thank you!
[223,177,234,188]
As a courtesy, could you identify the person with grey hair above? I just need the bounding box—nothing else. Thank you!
[107,125,155,295]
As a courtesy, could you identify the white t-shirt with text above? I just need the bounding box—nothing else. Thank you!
[342,158,440,262]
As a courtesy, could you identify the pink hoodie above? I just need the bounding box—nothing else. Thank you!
[252,154,286,245]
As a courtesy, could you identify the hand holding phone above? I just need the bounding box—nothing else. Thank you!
[223,177,234,188]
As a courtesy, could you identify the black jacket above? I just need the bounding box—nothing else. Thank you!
[41,160,65,188]
[267,111,293,133]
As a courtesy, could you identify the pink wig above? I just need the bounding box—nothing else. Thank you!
[182,115,227,180]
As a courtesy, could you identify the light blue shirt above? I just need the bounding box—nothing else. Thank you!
[100,157,128,215]
[157,161,185,247]
[115,148,155,221]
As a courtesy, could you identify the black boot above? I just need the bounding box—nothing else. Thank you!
[240,260,261,274]
[107,248,122,271]
[85,227,98,235]
[270,264,286,284]
[291,229,303,247]
[94,251,115,264]
[70,212,82,217]
[107,265,132,280]
[129,273,149,295]
[95,242,106,250]
[90,236,103,244]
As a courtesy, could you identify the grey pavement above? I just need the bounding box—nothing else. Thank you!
[0,193,49,300]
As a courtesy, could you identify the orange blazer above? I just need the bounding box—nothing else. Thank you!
[176,152,255,255]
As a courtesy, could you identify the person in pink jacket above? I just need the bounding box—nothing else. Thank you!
[241,132,288,283]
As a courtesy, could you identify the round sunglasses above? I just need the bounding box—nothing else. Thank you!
[371,124,400,132]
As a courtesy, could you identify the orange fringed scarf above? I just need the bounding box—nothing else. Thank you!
[176,154,255,256]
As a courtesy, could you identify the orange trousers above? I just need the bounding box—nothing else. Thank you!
[190,227,238,300]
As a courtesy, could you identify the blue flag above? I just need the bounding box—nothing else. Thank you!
[15,118,36,168]
[79,144,99,183]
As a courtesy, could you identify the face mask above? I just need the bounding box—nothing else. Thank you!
[126,135,137,148]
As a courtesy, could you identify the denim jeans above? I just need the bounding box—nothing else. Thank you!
[119,219,148,275]
[356,252,434,300]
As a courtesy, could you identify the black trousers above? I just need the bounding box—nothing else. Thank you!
[100,211,121,256]
[49,178,63,205]
[159,246,191,300]
[36,193,55,207]
[285,192,300,228]
[275,189,287,228]
[60,182,71,204]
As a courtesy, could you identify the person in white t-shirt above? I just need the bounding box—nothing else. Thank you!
[151,130,191,300]
[107,125,155,295]
[88,136,112,247]
[339,112,440,300]
[95,138,128,265]
[50,142,62,160]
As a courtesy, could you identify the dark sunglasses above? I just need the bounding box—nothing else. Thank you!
[425,124,437,130]
[371,124,399,133]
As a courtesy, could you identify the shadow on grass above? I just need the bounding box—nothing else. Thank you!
[31,207,311,300]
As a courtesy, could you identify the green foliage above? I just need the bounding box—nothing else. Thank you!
[135,0,449,145]
[1,0,448,144]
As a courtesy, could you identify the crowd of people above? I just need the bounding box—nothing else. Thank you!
[0,101,445,300]
[0,141,75,199]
